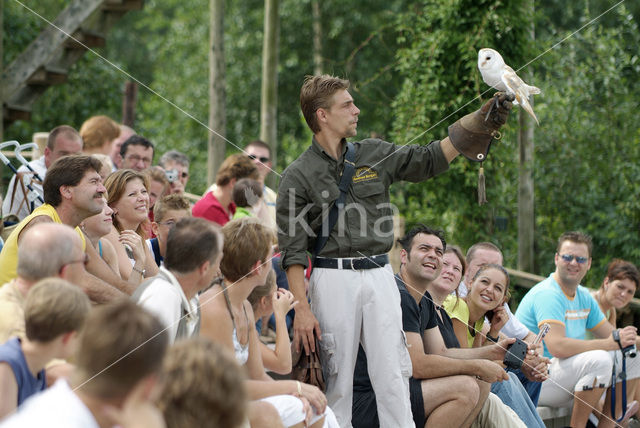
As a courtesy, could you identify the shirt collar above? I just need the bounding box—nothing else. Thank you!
[311,137,348,160]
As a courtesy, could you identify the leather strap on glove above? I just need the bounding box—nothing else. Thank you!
[448,92,515,162]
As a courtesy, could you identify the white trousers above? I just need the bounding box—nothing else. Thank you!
[310,264,414,428]
[539,349,640,408]
[260,395,339,428]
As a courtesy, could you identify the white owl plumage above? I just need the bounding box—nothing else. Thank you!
[478,48,541,125]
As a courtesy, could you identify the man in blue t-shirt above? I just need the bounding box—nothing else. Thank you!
[516,231,640,428]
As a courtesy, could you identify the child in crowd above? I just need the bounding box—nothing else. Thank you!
[232,178,264,220]
[248,270,297,374]
[80,197,120,275]
[146,194,192,267]
[0,278,90,419]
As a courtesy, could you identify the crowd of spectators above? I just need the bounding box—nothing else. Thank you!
[0,74,638,428]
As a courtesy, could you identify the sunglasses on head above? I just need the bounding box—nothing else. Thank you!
[560,254,588,264]
[248,154,270,163]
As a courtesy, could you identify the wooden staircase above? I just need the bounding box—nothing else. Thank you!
[1,0,144,125]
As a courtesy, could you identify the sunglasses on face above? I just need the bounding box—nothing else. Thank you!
[247,154,270,163]
[560,254,588,264]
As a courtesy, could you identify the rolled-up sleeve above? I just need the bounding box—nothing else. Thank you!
[277,169,312,270]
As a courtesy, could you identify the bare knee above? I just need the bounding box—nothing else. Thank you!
[249,401,284,428]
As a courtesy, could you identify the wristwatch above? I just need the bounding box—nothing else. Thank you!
[612,329,623,349]
[486,332,499,343]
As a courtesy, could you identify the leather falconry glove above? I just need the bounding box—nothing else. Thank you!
[448,92,515,162]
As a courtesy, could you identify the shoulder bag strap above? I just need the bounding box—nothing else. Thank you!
[312,142,356,260]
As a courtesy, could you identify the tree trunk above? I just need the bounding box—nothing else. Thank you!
[260,0,279,190]
[208,0,227,186]
[122,81,137,127]
[312,0,322,75]
[518,0,535,273]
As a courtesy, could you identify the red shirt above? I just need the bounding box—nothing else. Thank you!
[192,191,236,226]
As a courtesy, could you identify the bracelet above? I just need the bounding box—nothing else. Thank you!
[132,266,145,276]
[296,381,302,395]
[486,332,499,343]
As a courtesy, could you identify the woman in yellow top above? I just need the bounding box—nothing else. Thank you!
[443,263,510,348]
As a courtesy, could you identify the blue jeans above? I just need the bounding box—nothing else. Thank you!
[491,372,545,428]
[509,366,542,406]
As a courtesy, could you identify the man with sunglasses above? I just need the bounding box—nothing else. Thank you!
[516,231,640,428]
[245,140,277,228]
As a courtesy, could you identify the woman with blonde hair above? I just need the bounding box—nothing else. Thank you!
[103,169,158,282]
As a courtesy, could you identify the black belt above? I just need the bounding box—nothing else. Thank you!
[313,254,389,270]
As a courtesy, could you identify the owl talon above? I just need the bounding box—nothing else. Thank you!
[484,97,499,123]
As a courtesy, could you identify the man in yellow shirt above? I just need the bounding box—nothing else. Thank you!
[0,155,132,302]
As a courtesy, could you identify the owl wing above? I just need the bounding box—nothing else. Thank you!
[501,66,539,125]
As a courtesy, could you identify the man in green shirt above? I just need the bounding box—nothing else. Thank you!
[276,74,513,426]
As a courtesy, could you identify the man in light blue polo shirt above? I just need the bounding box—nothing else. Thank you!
[516,231,640,428]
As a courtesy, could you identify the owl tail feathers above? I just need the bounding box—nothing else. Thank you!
[519,97,539,125]
[526,84,541,95]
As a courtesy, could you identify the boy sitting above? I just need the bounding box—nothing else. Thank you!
[0,278,90,419]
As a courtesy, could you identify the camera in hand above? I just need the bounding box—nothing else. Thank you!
[503,338,528,370]
[623,344,637,358]
[164,169,179,183]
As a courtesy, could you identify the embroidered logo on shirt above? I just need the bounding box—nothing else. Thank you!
[353,167,378,183]
[565,309,590,320]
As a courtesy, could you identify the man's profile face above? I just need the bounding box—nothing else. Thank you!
[70,170,106,216]
[402,233,444,283]
[45,135,83,168]
[554,240,591,287]
[122,144,153,172]
[320,89,360,138]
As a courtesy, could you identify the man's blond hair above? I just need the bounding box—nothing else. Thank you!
[300,74,350,133]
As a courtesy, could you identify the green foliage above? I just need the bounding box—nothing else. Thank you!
[4,0,640,293]
[390,0,531,265]
[390,1,640,288]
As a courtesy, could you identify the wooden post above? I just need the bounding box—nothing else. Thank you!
[517,0,535,272]
[312,0,322,75]
[208,0,227,186]
[122,81,137,127]
[260,0,279,190]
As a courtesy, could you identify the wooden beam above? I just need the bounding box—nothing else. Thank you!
[26,66,67,86]
[64,29,106,49]
[102,0,144,12]
[1,0,104,100]
[3,104,31,122]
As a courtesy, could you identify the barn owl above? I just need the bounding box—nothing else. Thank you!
[478,48,540,125]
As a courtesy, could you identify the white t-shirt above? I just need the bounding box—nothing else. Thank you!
[0,379,98,428]
[135,267,199,344]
